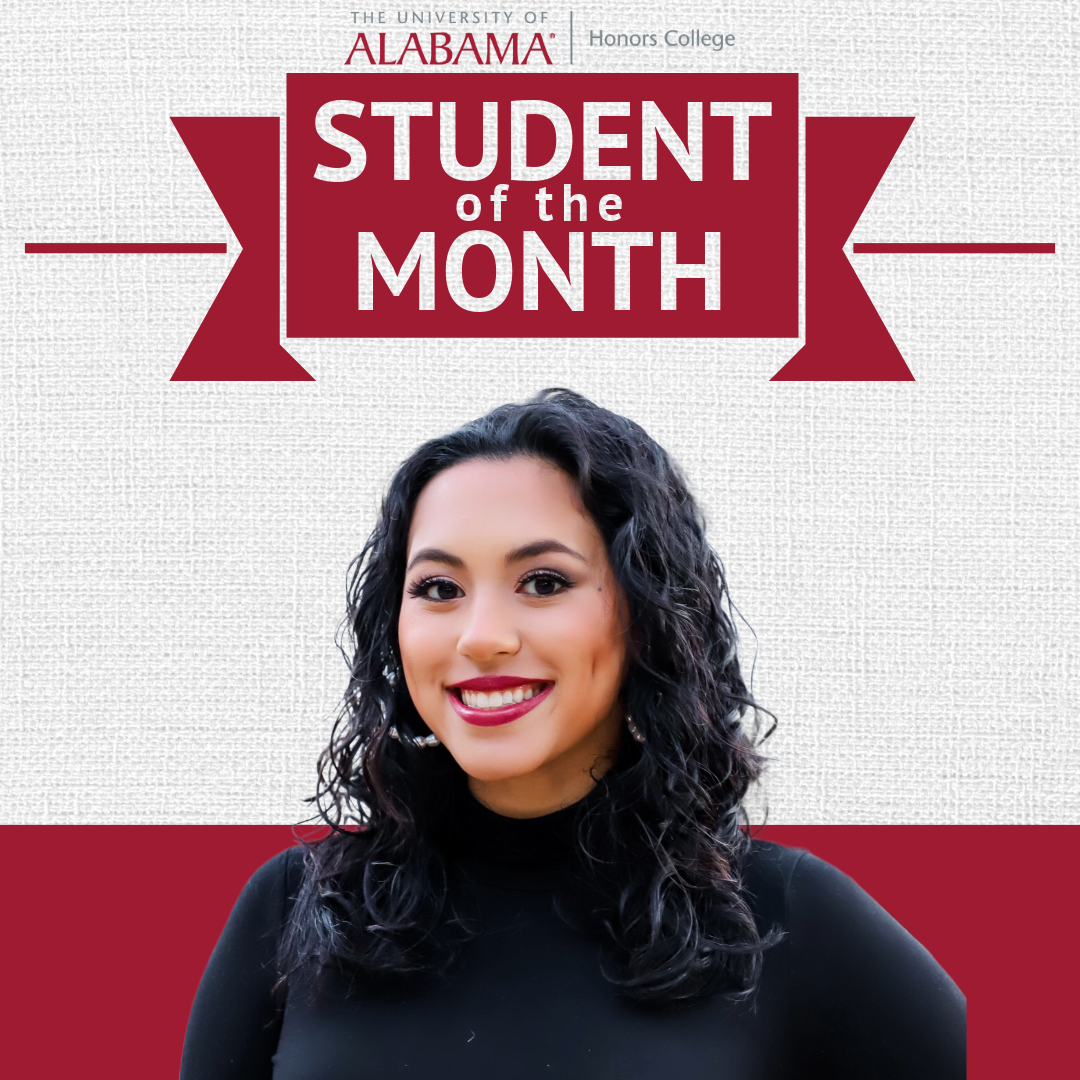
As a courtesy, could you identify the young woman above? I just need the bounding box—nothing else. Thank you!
[180,388,965,1079]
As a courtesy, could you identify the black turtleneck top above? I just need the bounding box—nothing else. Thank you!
[180,796,965,1079]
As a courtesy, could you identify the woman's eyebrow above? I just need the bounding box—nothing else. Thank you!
[406,547,464,573]
[405,539,587,574]
[505,539,587,565]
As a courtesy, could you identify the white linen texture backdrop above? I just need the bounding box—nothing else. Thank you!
[1,0,1076,825]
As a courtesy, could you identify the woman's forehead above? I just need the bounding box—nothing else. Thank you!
[407,457,597,559]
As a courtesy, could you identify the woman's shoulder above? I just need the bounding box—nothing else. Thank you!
[743,838,966,1076]
[241,843,307,896]
[221,844,308,936]
[238,831,381,916]
[741,837,934,953]
[742,837,901,923]
[741,837,955,982]
[739,837,812,930]
[741,837,932,943]
[744,838,965,1034]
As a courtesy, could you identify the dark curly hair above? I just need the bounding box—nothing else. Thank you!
[278,387,777,1007]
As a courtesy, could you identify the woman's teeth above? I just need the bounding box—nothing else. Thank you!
[459,683,546,709]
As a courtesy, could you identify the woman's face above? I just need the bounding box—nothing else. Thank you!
[398,455,630,818]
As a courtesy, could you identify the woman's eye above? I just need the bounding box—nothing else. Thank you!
[521,573,570,597]
[414,579,462,601]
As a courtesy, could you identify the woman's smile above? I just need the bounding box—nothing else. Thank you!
[448,679,555,726]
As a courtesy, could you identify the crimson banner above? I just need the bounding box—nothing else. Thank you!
[287,73,797,339]
[3,825,1076,1077]
[171,72,918,381]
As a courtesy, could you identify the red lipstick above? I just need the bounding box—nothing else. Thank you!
[448,675,547,691]
[447,680,554,727]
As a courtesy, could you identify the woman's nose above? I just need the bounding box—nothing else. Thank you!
[456,588,520,661]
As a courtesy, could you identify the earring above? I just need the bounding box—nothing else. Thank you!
[388,726,441,749]
[380,663,440,747]
[377,663,398,720]
[625,713,646,743]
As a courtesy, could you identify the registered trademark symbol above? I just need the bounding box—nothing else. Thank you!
[549,33,555,38]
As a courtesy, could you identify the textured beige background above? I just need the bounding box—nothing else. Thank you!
[2,1,1076,824]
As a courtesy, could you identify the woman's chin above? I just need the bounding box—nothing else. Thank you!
[457,756,543,786]
[443,738,547,787]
